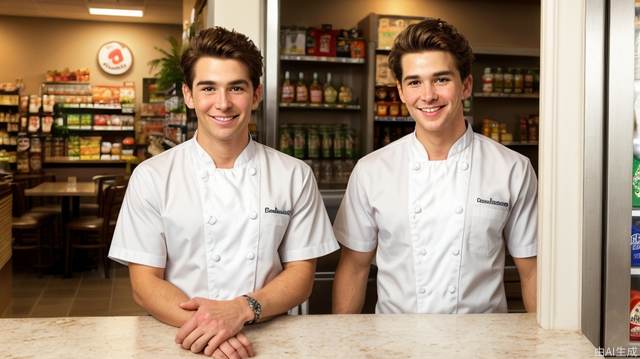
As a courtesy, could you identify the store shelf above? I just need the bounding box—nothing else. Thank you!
[67,126,135,132]
[57,103,135,113]
[280,55,365,64]
[279,103,361,110]
[503,142,539,146]
[43,157,128,164]
[474,47,540,57]
[374,116,414,123]
[43,81,91,85]
[473,92,539,99]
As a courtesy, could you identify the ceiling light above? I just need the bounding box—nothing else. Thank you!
[89,8,143,17]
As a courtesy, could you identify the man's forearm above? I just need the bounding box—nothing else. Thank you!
[332,255,370,314]
[130,270,193,327]
[249,260,316,321]
[521,272,537,312]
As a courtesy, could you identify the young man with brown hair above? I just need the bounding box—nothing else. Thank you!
[332,18,537,315]
[109,27,338,358]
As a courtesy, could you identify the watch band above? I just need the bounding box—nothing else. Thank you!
[243,294,262,325]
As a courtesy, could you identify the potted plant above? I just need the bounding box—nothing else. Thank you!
[148,36,185,91]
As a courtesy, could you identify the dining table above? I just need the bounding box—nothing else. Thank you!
[24,181,96,276]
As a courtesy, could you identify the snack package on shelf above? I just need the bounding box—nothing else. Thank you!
[27,116,40,133]
[80,113,92,129]
[119,82,135,104]
[79,136,101,160]
[92,85,120,104]
[42,116,53,133]
[66,136,80,159]
[28,95,41,113]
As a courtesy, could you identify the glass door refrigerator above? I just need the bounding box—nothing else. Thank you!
[585,0,640,354]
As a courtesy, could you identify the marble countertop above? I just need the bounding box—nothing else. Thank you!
[0,313,595,358]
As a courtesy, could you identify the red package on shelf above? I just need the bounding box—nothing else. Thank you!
[631,289,640,340]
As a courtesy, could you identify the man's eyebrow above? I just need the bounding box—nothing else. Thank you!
[195,79,250,86]
[402,71,455,82]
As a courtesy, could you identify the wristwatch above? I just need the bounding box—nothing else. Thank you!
[242,295,262,325]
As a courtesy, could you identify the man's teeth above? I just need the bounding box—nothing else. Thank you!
[214,116,235,122]
[419,107,441,113]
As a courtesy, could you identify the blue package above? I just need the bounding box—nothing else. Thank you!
[632,224,640,267]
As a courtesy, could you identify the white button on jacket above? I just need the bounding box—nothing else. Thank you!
[109,137,339,300]
[334,126,538,314]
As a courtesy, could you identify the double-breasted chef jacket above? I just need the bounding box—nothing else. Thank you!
[109,137,339,299]
[333,125,537,314]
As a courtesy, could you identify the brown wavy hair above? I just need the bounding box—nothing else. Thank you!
[388,18,474,82]
[181,27,263,90]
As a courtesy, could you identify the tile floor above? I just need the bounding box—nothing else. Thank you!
[2,263,148,318]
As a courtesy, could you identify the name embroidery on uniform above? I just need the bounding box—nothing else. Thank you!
[265,207,293,216]
[476,197,509,208]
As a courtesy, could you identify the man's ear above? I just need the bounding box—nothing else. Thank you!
[396,81,406,103]
[182,83,195,109]
[252,84,264,110]
[462,75,473,99]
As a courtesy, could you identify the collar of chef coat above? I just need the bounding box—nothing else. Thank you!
[410,122,474,162]
[190,131,256,169]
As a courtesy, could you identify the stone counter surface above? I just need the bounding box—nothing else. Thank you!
[0,313,595,358]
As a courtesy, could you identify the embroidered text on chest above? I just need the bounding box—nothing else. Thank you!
[476,197,509,208]
[265,207,293,216]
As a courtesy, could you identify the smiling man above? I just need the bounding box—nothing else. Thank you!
[332,19,538,315]
[108,27,338,358]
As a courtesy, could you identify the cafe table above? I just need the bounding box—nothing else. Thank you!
[0,313,596,358]
[25,181,96,221]
[24,181,96,276]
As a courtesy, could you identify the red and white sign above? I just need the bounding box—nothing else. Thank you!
[97,42,133,75]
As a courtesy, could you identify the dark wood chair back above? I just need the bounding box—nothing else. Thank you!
[92,174,123,210]
[100,183,127,248]
[10,182,28,217]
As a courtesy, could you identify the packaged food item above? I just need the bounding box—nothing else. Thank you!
[524,69,535,94]
[631,289,640,340]
[315,24,337,57]
[632,223,640,266]
[493,67,504,93]
[349,29,365,59]
[514,68,524,94]
[338,83,353,104]
[283,27,306,55]
[119,83,135,103]
[336,30,351,58]
[323,73,337,104]
[634,157,640,208]
[482,67,493,93]
[295,72,308,103]
[281,71,295,103]
[42,116,53,133]
[29,95,41,113]
[503,68,514,94]
[28,116,40,133]
[309,73,323,104]
[279,125,293,155]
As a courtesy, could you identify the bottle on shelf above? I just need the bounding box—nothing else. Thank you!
[388,89,400,117]
[281,71,295,103]
[524,69,535,94]
[514,68,524,94]
[338,82,353,104]
[493,67,504,93]
[309,72,323,104]
[482,67,493,93]
[503,68,514,94]
[324,72,337,104]
[295,72,308,103]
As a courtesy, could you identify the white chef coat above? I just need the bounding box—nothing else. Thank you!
[333,125,537,314]
[109,136,338,300]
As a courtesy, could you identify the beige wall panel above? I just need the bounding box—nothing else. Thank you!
[281,0,540,50]
[0,16,181,109]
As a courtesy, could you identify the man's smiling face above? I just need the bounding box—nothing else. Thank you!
[397,50,471,140]
[183,56,262,146]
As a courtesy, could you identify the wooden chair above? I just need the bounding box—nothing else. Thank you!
[65,182,127,278]
[79,174,123,216]
[11,181,57,271]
